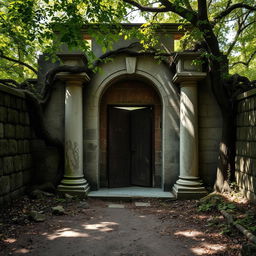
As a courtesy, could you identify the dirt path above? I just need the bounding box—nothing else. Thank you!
[0,199,244,256]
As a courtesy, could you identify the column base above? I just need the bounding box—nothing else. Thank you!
[172,176,207,199]
[57,176,90,198]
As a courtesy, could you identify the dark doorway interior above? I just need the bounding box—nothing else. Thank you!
[108,106,152,188]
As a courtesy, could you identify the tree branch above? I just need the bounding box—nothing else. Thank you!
[197,0,221,56]
[226,12,249,56]
[231,50,256,68]
[123,0,198,24]
[0,52,38,75]
[159,0,197,23]
[183,0,193,11]
[225,0,233,10]
[0,79,20,87]
[123,0,170,12]
[214,3,256,21]
[226,9,255,56]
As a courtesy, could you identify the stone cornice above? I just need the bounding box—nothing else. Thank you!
[56,72,90,86]
[57,53,88,67]
[173,52,202,64]
[172,72,207,85]
[237,88,256,101]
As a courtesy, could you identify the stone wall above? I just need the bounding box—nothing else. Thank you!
[0,85,33,205]
[236,88,256,201]
[198,76,222,187]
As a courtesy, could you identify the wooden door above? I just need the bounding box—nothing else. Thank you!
[108,107,130,187]
[131,108,152,186]
[108,106,152,187]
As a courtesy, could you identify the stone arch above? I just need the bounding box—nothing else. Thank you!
[100,77,162,188]
[83,55,180,191]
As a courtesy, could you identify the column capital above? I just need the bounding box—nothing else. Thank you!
[172,72,206,85]
[56,72,90,86]
[172,51,207,86]
[56,53,90,86]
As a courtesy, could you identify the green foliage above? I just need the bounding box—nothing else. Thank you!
[217,202,236,212]
[198,201,215,212]
[197,194,236,213]
[133,0,256,80]
[218,223,232,235]
[235,211,256,234]
[0,0,128,82]
[1,0,256,82]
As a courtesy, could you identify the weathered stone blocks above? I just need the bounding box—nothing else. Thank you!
[7,109,19,123]
[0,106,7,122]
[236,90,256,201]
[0,176,10,195]
[0,123,3,138]
[4,94,11,107]
[14,155,23,172]
[4,124,15,138]
[3,156,14,175]
[0,140,8,156]
[0,85,34,205]
[0,158,3,176]
[9,140,18,155]
[24,140,30,153]
[23,169,31,185]
[15,125,24,138]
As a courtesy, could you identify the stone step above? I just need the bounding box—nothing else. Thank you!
[88,187,176,201]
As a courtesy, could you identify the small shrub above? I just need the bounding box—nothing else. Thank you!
[218,202,236,212]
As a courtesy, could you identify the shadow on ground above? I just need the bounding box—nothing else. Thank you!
[0,197,247,256]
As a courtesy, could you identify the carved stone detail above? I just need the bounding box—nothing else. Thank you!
[126,57,137,74]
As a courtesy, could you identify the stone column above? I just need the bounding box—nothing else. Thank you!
[172,52,207,199]
[57,54,90,197]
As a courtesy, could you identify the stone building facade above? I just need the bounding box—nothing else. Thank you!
[0,24,223,202]
[38,24,222,199]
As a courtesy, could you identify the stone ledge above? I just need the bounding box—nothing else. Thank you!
[0,85,25,99]
[237,88,256,101]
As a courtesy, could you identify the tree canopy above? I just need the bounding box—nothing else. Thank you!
[0,0,256,82]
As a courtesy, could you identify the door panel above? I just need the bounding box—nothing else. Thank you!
[131,108,152,187]
[108,106,152,187]
[108,107,130,187]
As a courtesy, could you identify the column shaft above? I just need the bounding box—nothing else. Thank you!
[58,79,89,196]
[180,84,198,179]
[173,82,207,199]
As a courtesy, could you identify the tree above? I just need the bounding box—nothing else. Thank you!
[120,0,256,192]
[0,0,126,81]
[1,0,256,191]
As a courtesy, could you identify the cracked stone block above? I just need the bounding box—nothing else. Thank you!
[4,124,15,138]
[0,140,8,156]
[0,106,7,122]
[8,140,18,155]
[0,158,3,176]
[0,123,3,138]
[3,156,14,175]
[0,176,10,195]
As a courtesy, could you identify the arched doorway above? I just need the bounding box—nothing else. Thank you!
[100,78,162,188]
